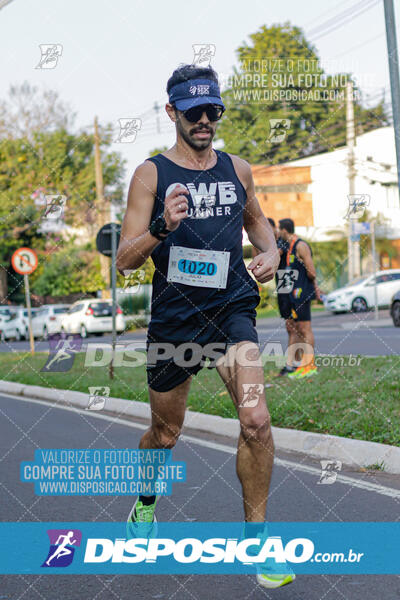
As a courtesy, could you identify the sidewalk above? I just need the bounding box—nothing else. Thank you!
[1,379,399,474]
[341,318,393,329]
[257,310,394,330]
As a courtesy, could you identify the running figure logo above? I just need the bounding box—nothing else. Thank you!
[192,193,216,218]
[87,386,110,410]
[116,118,142,143]
[267,119,291,144]
[42,529,82,567]
[35,44,63,69]
[192,44,216,67]
[345,194,370,218]
[317,460,342,485]
[43,195,66,220]
[240,383,264,408]
[41,334,82,372]
[275,269,299,294]
[121,269,145,294]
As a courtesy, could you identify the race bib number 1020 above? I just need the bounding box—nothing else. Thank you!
[167,246,230,289]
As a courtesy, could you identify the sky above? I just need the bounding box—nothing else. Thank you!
[0,0,399,197]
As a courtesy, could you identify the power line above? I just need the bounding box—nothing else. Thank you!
[307,0,377,36]
[303,0,355,28]
[332,32,385,58]
[308,0,381,42]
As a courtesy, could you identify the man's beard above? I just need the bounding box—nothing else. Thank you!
[176,119,214,151]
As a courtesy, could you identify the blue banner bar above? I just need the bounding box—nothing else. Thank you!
[0,522,399,574]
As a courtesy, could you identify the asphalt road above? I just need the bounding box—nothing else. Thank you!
[1,309,399,356]
[1,392,399,599]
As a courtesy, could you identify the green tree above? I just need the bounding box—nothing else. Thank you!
[148,145,168,157]
[216,22,390,164]
[308,239,348,291]
[32,245,105,297]
[0,125,126,302]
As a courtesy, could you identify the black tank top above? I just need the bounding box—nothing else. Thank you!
[287,238,316,303]
[146,150,260,323]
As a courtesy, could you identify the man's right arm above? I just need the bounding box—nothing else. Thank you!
[116,161,189,275]
[116,161,160,275]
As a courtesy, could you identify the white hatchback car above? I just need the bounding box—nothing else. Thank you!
[60,299,125,338]
[325,269,400,313]
[31,305,70,339]
[10,307,38,340]
[0,312,18,341]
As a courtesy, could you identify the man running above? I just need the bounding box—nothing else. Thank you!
[278,218,321,379]
[117,64,294,589]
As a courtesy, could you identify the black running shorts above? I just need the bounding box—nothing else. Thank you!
[146,295,259,392]
[278,293,311,322]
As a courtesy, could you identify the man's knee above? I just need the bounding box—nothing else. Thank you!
[285,318,296,333]
[240,408,272,441]
[297,320,311,334]
[152,423,181,449]
[220,341,261,369]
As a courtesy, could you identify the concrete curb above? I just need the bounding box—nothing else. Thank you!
[340,318,393,329]
[1,380,400,474]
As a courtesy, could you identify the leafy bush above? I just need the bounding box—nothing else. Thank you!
[32,246,105,296]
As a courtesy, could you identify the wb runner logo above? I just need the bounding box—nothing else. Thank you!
[42,529,82,567]
[165,182,237,219]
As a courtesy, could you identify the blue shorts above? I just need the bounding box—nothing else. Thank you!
[146,295,259,392]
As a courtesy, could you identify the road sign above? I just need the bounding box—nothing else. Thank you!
[11,247,37,354]
[353,222,371,235]
[96,223,121,257]
[11,247,38,275]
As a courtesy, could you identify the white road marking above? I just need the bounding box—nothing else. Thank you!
[2,391,400,499]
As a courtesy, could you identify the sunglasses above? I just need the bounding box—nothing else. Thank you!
[180,104,225,123]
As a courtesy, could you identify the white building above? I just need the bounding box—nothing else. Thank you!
[251,126,399,245]
[289,126,399,241]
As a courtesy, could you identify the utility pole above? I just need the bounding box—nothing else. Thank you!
[346,80,360,281]
[94,116,110,298]
[371,220,379,320]
[384,0,400,202]
[154,101,161,134]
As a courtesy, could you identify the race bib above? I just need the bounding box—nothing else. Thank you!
[167,246,230,289]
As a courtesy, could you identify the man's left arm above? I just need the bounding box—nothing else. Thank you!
[232,156,279,283]
[296,241,322,300]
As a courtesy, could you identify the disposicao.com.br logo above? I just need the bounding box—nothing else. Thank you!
[83,535,312,565]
